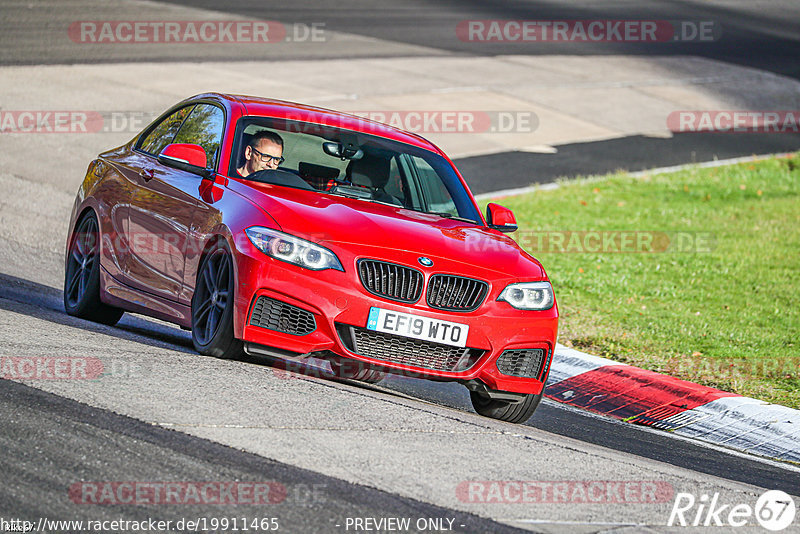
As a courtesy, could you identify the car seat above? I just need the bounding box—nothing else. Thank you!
[345,155,402,206]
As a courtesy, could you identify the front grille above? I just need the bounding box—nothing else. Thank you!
[337,324,483,372]
[426,274,488,312]
[249,296,316,336]
[358,260,423,303]
[496,349,547,378]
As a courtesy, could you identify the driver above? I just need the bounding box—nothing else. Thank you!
[237,131,284,177]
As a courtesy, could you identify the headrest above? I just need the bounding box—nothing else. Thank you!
[346,155,391,189]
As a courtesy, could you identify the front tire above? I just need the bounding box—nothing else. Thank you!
[64,212,123,326]
[191,241,243,360]
[470,390,543,424]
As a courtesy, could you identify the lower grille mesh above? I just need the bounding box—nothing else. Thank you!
[495,349,547,378]
[337,324,482,372]
[249,296,316,336]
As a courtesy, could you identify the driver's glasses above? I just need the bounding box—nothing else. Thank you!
[251,146,285,165]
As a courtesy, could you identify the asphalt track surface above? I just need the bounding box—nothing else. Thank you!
[0,379,528,534]
[459,132,800,194]
[1,273,798,531]
[2,0,800,531]
[7,0,800,80]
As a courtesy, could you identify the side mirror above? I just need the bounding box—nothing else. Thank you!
[158,143,213,179]
[486,203,518,233]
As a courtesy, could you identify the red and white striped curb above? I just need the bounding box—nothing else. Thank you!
[546,345,800,463]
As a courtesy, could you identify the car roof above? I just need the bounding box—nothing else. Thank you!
[200,92,443,154]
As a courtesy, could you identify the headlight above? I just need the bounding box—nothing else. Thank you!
[498,281,554,310]
[245,227,343,271]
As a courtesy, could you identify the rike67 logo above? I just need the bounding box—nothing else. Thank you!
[668,490,796,531]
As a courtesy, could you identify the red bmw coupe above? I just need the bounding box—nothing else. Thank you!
[64,93,558,423]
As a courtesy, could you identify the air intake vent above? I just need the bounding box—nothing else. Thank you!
[496,349,547,378]
[249,296,316,336]
[426,274,488,312]
[358,260,423,303]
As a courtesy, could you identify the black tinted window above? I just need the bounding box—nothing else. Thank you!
[173,104,225,169]
[139,106,195,156]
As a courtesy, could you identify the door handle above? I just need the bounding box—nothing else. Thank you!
[139,169,155,182]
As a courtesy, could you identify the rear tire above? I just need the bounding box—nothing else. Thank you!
[329,359,385,384]
[191,241,243,360]
[470,390,543,424]
[64,212,123,326]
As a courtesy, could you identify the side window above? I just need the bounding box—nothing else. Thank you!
[173,104,225,169]
[396,155,423,209]
[138,106,195,156]
[411,156,458,215]
[385,157,409,206]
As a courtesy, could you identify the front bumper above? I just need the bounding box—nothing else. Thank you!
[233,242,558,395]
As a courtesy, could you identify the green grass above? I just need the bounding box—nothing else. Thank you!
[482,153,800,408]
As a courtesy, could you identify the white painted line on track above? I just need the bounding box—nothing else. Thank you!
[542,397,800,474]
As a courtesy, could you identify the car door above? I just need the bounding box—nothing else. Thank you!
[125,104,223,304]
[109,106,191,293]
[91,149,146,281]
[167,103,226,305]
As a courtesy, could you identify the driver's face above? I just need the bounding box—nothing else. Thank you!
[244,139,283,175]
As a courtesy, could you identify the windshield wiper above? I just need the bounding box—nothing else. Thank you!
[428,212,479,224]
[326,189,398,207]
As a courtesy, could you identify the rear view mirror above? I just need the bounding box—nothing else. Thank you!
[158,143,213,178]
[323,141,364,160]
[486,203,518,233]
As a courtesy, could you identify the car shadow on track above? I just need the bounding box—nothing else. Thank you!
[0,273,584,431]
[0,272,197,354]
[0,272,489,421]
[0,272,653,436]
[0,272,423,393]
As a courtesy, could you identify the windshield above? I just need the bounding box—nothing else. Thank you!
[228,116,482,224]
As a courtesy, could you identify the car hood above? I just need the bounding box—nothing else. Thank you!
[243,184,545,279]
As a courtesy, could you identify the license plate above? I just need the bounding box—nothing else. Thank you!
[366,307,469,348]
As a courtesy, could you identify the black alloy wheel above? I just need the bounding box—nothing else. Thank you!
[191,242,243,359]
[63,212,123,325]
